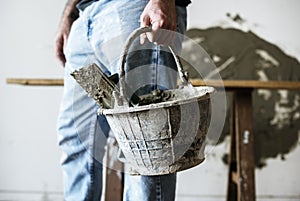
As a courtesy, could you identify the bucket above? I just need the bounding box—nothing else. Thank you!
[103,27,215,175]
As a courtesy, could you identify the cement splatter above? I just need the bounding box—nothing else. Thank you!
[182,27,300,168]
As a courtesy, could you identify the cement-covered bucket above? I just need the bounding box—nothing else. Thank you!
[103,27,215,175]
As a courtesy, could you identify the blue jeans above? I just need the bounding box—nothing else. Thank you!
[57,0,187,200]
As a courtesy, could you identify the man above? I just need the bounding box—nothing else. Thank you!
[55,0,190,200]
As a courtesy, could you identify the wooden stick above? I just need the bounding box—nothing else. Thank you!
[191,79,300,90]
[6,78,64,86]
[6,78,300,90]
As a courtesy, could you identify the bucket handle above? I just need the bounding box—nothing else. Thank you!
[118,26,191,106]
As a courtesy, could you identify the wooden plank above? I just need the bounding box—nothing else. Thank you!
[104,141,124,201]
[191,79,300,90]
[226,95,238,201]
[7,78,300,90]
[231,172,238,184]
[104,168,123,201]
[235,90,256,201]
[6,78,64,86]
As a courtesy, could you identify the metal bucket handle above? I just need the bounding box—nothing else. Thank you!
[118,26,192,106]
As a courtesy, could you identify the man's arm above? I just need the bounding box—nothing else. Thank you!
[55,0,80,67]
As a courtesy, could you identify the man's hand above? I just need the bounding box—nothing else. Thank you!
[140,0,176,45]
[55,18,73,67]
[55,0,79,67]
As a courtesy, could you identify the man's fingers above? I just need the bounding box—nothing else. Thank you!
[145,21,159,43]
[146,28,176,46]
[151,20,160,31]
[140,33,147,44]
[56,50,66,67]
[140,12,177,45]
[140,15,151,44]
[55,36,66,67]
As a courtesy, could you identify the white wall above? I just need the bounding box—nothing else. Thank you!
[0,0,65,200]
[187,0,300,59]
[1,0,299,201]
